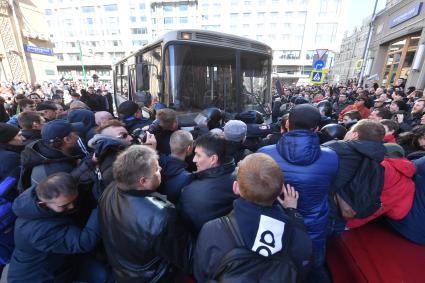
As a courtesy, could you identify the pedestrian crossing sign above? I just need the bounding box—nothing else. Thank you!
[310,69,325,84]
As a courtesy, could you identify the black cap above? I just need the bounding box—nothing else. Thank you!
[118,101,139,118]
[36,103,57,111]
[41,120,83,142]
[0,123,20,144]
[289,104,321,130]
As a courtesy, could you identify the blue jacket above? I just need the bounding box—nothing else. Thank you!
[388,155,425,245]
[158,154,193,204]
[8,187,100,283]
[258,130,338,250]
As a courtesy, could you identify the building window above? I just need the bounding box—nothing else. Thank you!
[256,35,264,41]
[230,13,238,19]
[164,17,173,24]
[180,17,188,24]
[271,12,279,18]
[179,4,188,11]
[319,0,340,16]
[130,16,136,22]
[270,23,277,29]
[315,23,338,43]
[202,15,208,20]
[131,28,147,34]
[86,18,94,24]
[56,54,64,61]
[244,1,251,5]
[258,12,265,18]
[272,0,281,4]
[243,13,251,18]
[81,6,95,13]
[257,23,265,29]
[164,5,173,12]
[140,16,147,22]
[152,18,156,24]
[45,9,52,15]
[112,40,121,47]
[139,3,145,9]
[104,4,118,11]
[132,40,147,46]
[243,24,250,29]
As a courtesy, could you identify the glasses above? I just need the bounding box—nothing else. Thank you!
[117,132,129,139]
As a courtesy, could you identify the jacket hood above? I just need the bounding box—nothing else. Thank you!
[345,140,386,162]
[68,109,96,134]
[12,187,58,220]
[383,158,416,178]
[276,130,321,166]
[159,154,188,179]
[21,140,78,168]
[88,134,127,158]
[413,155,425,176]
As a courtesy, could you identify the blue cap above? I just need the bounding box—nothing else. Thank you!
[41,119,84,142]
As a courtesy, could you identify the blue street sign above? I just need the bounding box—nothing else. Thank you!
[314,60,325,70]
[23,44,53,56]
[310,69,324,84]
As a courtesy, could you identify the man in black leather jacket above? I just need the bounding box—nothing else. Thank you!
[99,145,193,283]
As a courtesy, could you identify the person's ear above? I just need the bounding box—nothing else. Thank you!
[233,181,240,195]
[210,154,219,167]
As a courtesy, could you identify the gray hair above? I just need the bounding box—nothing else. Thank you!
[170,130,193,154]
[113,145,158,189]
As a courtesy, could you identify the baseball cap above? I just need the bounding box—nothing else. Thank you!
[41,119,84,142]
[289,104,321,130]
[118,101,139,118]
[36,103,57,111]
[224,120,247,142]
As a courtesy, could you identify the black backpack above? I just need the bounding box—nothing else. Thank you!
[209,214,298,283]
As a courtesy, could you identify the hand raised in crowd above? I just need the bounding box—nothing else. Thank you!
[143,131,157,150]
[278,184,299,209]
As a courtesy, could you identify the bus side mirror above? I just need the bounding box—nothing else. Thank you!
[136,63,150,91]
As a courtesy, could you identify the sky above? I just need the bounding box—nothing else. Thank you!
[345,0,386,34]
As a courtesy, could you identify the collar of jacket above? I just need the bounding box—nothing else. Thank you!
[0,142,25,153]
[21,129,42,140]
[194,159,235,179]
[117,186,159,198]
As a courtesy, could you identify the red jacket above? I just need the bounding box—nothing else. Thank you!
[339,104,370,120]
[347,157,416,229]
[384,134,396,143]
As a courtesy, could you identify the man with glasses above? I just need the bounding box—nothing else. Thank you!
[8,172,112,283]
[88,119,156,198]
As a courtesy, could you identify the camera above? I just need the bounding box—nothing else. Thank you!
[131,128,148,144]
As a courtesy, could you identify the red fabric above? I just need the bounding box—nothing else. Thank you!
[327,221,425,283]
[347,158,416,229]
[339,104,370,120]
[384,134,396,143]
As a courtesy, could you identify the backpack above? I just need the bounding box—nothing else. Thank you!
[339,155,385,218]
[210,213,298,283]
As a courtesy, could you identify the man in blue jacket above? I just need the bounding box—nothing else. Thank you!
[258,104,338,283]
[8,172,111,283]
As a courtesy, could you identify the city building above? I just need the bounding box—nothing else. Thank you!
[366,0,425,89]
[0,0,56,83]
[42,0,349,84]
[332,17,371,83]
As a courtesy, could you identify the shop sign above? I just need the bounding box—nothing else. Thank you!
[390,2,423,28]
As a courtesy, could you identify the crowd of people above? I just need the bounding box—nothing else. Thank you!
[0,77,424,283]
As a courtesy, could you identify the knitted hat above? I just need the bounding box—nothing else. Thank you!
[289,104,321,130]
[0,123,20,144]
[224,120,247,142]
[384,143,405,158]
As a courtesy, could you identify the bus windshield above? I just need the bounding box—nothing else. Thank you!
[164,43,270,115]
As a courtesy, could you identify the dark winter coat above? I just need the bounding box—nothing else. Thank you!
[21,129,41,146]
[158,154,193,204]
[224,140,252,164]
[179,161,237,233]
[194,199,312,282]
[8,187,100,283]
[99,185,193,283]
[258,130,338,251]
[122,116,153,134]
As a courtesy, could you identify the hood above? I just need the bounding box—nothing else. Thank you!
[12,187,57,220]
[88,134,127,158]
[276,130,321,166]
[21,140,78,168]
[345,140,386,162]
[233,198,288,256]
[413,155,425,176]
[68,109,96,134]
[159,154,188,179]
[382,158,416,178]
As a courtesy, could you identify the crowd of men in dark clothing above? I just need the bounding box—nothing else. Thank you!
[0,78,424,283]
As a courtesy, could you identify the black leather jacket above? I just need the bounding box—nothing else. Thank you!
[99,184,193,283]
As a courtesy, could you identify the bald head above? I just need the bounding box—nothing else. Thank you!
[95,111,113,126]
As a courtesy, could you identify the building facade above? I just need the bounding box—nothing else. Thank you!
[366,0,425,89]
[42,0,348,83]
[332,17,371,83]
[0,0,56,83]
